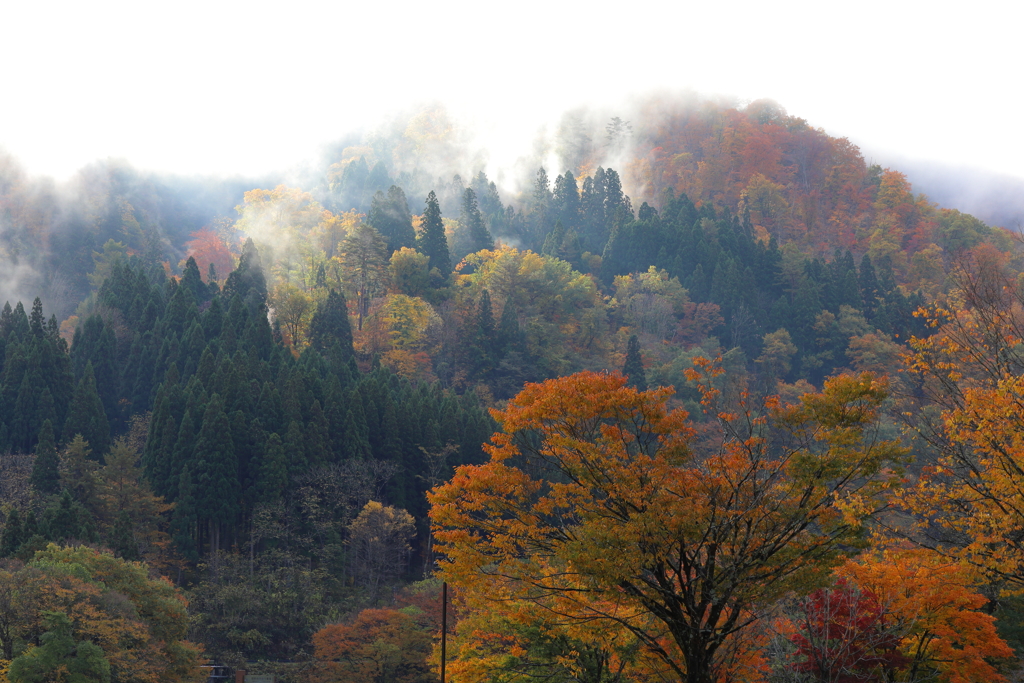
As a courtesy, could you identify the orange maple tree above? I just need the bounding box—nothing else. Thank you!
[430,366,904,683]
[897,247,1024,586]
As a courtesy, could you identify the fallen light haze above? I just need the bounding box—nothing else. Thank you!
[3,0,1022,186]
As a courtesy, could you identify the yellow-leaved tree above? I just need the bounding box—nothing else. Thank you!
[896,246,1024,586]
[430,365,905,683]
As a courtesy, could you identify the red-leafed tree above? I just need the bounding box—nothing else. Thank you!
[790,578,908,683]
[184,227,235,284]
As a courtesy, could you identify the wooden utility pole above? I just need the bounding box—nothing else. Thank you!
[441,581,448,683]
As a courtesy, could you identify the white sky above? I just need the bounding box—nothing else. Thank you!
[2,0,1021,184]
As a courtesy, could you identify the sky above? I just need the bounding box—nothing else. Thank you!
[2,0,1021,188]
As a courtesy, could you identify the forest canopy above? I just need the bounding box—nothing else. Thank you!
[0,96,1022,682]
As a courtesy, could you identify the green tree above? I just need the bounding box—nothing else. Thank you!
[417,191,451,284]
[368,185,416,253]
[623,334,647,391]
[460,187,494,253]
[9,611,111,683]
[222,238,269,313]
[30,420,61,496]
[192,395,238,554]
[341,223,389,330]
[61,363,109,455]
[389,248,431,298]
[307,289,354,359]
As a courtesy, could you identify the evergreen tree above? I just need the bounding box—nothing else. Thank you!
[541,220,566,258]
[42,490,99,544]
[29,297,45,336]
[497,300,522,355]
[110,510,140,561]
[222,238,268,312]
[859,254,880,320]
[62,362,110,454]
[470,290,497,378]
[180,256,209,305]
[367,185,416,253]
[460,187,494,252]
[623,335,647,391]
[307,289,354,358]
[192,395,238,553]
[0,508,23,557]
[257,433,288,501]
[418,191,451,282]
[531,167,553,241]
[552,171,581,230]
[171,466,198,562]
[30,420,61,495]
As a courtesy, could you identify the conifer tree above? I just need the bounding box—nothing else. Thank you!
[42,490,99,544]
[180,256,209,304]
[222,238,268,312]
[623,334,647,391]
[859,254,880,320]
[29,297,44,335]
[498,300,522,355]
[461,187,494,252]
[368,185,416,253]
[31,420,61,495]
[0,508,23,557]
[192,395,238,553]
[62,362,110,454]
[471,290,497,378]
[531,167,553,243]
[418,191,451,281]
[258,433,288,501]
[541,220,566,258]
[171,466,198,562]
[552,171,581,230]
[110,509,140,561]
[308,289,354,358]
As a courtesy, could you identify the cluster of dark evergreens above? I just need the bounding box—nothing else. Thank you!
[0,238,492,570]
[603,194,928,381]
[403,165,932,389]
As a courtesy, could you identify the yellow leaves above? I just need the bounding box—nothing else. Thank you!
[377,294,437,351]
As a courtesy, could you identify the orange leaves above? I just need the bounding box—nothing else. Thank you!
[897,254,1024,586]
[184,227,235,283]
[312,607,433,683]
[431,366,904,683]
[839,550,1013,683]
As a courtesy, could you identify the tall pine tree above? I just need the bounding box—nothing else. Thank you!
[623,335,647,391]
[30,420,61,495]
[418,191,451,282]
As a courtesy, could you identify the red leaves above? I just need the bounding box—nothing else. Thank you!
[184,227,235,283]
[791,578,909,683]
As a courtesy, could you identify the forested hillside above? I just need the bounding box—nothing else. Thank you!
[1,97,1022,682]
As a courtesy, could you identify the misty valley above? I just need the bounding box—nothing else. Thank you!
[0,98,1023,683]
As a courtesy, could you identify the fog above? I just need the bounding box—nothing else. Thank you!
[3,0,1020,185]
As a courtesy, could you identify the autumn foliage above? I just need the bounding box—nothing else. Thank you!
[787,549,1013,683]
[430,367,905,683]
[184,227,235,283]
[897,249,1024,586]
[312,607,434,683]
